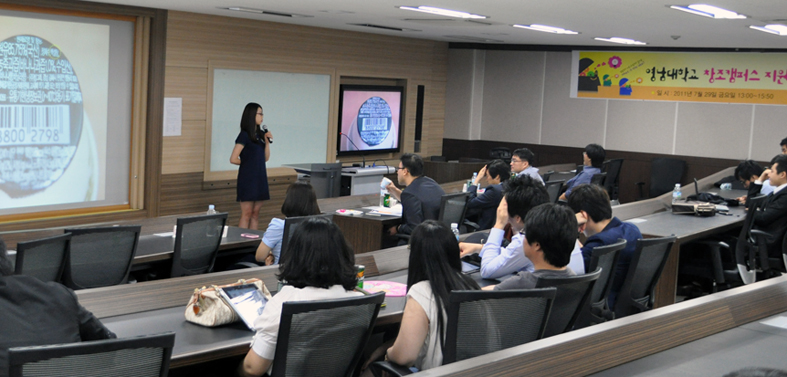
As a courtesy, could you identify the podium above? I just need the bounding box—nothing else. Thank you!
[340,166,395,196]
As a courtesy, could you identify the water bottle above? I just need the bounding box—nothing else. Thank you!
[206,204,217,215]
[451,223,460,241]
[379,178,391,207]
[672,184,682,203]
[468,172,477,189]
[206,205,218,237]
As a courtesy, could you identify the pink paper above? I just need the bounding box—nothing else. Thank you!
[363,281,407,297]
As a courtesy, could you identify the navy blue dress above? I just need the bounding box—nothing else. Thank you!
[235,131,270,202]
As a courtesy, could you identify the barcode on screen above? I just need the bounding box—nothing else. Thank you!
[0,105,70,146]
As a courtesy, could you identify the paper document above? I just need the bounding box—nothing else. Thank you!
[364,204,403,216]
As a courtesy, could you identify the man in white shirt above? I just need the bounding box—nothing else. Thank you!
[510,148,544,184]
[459,175,584,279]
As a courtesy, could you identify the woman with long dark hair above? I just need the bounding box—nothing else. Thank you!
[384,220,480,370]
[255,182,321,265]
[230,103,272,229]
[240,217,361,376]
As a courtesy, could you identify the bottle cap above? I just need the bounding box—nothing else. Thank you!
[208,204,215,210]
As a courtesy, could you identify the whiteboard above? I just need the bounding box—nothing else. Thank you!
[210,69,331,172]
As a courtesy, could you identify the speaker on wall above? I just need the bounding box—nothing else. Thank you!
[414,85,424,153]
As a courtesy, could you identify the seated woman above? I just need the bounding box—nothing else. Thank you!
[385,220,480,370]
[256,182,321,265]
[241,217,362,377]
[0,238,116,372]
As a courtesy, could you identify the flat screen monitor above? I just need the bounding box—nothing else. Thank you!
[337,85,403,156]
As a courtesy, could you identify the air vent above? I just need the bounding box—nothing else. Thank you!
[445,35,504,43]
[349,23,420,32]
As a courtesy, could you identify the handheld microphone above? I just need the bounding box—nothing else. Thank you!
[261,125,273,144]
[339,132,365,168]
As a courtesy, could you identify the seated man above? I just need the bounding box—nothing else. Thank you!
[387,153,445,236]
[466,159,510,230]
[734,160,774,206]
[510,148,544,184]
[567,184,642,310]
[752,154,787,259]
[559,143,606,201]
[0,238,116,372]
[459,175,584,279]
[484,203,578,291]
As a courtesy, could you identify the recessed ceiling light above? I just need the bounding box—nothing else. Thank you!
[396,6,487,19]
[513,24,579,35]
[221,7,313,18]
[594,37,647,45]
[750,24,787,36]
[669,4,746,19]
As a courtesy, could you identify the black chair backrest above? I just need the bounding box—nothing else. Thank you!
[280,213,335,261]
[649,158,686,198]
[575,239,626,328]
[535,268,601,337]
[489,147,512,163]
[14,233,71,282]
[8,332,175,377]
[591,172,607,187]
[545,180,564,204]
[429,155,447,162]
[443,288,556,364]
[602,159,624,200]
[438,192,470,229]
[735,195,769,284]
[170,213,228,278]
[62,225,141,290]
[310,163,343,199]
[271,292,385,377]
[614,236,677,318]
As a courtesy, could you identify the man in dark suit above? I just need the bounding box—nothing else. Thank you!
[753,154,787,258]
[387,153,445,235]
[0,238,116,372]
[466,159,510,230]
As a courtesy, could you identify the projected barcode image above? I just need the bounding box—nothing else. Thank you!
[0,34,83,197]
[0,105,71,146]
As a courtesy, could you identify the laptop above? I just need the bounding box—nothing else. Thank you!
[217,283,269,331]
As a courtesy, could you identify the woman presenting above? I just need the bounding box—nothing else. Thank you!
[230,103,272,229]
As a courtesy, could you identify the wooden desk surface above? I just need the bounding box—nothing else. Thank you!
[99,266,497,368]
[590,311,787,376]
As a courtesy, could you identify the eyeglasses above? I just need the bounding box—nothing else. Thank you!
[256,112,263,116]
[511,158,523,163]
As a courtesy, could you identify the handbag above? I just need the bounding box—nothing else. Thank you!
[185,278,272,327]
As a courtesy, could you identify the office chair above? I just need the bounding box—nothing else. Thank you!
[602,159,624,201]
[438,191,470,230]
[270,292,385,377]
[371,288,556,376]
[545,180,564,204]
[735,195,778,284]
[14,233,71,283]
[428,155,447,162]
[489,147,512,163]
[535,268,601,337]
[614,236,676,318]
[62,225,141,290]
[636,157,686,200]
[591,172,607,187]
[8,332,175,377]
[574,239,626,328]
[170,213,228,278]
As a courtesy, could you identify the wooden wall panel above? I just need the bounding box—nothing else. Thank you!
[159,10,449,215]
[158,172,296,228]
